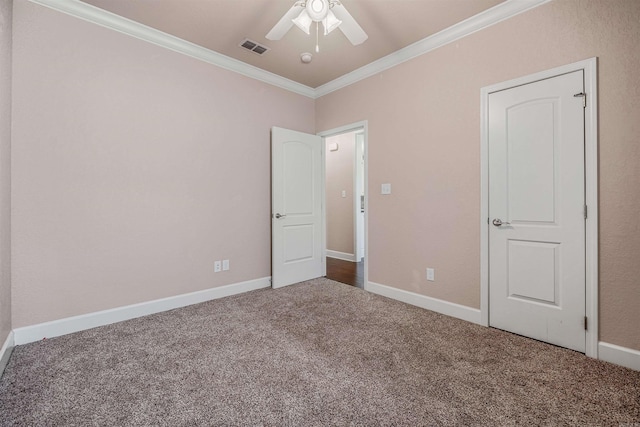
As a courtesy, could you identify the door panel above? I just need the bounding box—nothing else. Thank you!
[283,142,314,214]
[272,127,323,288]
[489,71,586,352]
[507,240,558,304]
[507,100,556,222]
[283,224,315,263]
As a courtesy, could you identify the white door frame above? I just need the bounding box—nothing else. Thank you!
[354,132,365,262]
[318,121,369,288]
[480,58,599,358]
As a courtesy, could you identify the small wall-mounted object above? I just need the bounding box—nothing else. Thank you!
[426,268,435,281]
[381,183,391,195]
[329,142,339,151]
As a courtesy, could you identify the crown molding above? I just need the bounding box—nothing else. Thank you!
[314,0,551,98]
[29,0,550,100]
[28,0,316,98]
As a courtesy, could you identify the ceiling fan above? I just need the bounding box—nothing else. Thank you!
[266,0,368,47]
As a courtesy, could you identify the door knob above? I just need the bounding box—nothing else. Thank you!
[492,218,511,227]
[274,213,286,219]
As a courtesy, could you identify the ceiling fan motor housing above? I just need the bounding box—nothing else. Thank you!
[306,0,330,21]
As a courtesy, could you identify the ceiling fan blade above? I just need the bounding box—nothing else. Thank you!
[331,3,368,45]
[266,2,303,41]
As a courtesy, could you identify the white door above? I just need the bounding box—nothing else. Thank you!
[488,71,586,352]
[272,127,324,288]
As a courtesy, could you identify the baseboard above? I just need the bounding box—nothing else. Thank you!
[13,277,271,345]
[598,342,640,371]
[326,250,357,262]
[366,281,482,325]
[0,330,15,377]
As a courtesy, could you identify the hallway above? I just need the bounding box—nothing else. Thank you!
[325,257,364,287]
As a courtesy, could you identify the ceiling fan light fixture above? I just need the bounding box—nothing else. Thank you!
[267,0,367,47]
[323,10,342,35]
[305,0,330,21]
[292,9,312,35]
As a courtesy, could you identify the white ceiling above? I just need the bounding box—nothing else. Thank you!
[79,0,506,88]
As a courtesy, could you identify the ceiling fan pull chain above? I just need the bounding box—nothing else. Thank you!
[316,22,320,52]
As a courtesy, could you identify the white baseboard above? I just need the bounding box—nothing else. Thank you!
[326,250,357,262]
[13,277,271,345]
[366,281,482,325]
[0,330,15,376]
[598,341,640,371]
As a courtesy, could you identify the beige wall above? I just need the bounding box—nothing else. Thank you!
[316,0,640,351]
[325,132,356,255]
[0,0,11,344]
[11,1,314,327]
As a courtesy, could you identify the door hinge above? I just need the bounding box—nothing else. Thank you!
[584,205,588,219]
[584,316,588,330]
[574,92,586,108]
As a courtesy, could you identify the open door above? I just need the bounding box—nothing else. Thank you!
[271,127,324,288]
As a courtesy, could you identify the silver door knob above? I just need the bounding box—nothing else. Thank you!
[492,218,511,227]
[274,213,286,219]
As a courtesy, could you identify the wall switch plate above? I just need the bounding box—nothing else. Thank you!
[381,183,391,195]
[222,259,230,271]
[341,190,346,198]
[427,268,435,281]
[214,261,222,273]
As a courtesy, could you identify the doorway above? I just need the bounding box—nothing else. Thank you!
[480,58,599,357]
[319,122,368,288]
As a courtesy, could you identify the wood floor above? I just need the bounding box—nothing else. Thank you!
[326,257,364,287]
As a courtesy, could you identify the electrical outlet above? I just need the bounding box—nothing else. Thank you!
[426,268,435,281]
[222,259,230,271]
[214,260,222,273]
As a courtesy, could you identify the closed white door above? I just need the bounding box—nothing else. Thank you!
[489,71,586,352]
[272,127,324,288]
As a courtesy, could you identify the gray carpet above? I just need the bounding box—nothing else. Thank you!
[0,278,638,426]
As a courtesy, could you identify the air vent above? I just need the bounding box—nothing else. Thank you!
[239,39,270,56]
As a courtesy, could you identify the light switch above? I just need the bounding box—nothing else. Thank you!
[381,183,392,195]
[341,190,346,198]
